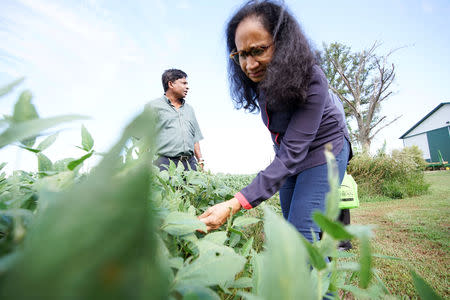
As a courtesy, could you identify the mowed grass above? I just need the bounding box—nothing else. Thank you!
[350,170,450,298]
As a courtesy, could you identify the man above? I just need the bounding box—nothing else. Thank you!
[146,69,204,171]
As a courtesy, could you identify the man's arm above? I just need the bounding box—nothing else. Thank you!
[194,142,204,167]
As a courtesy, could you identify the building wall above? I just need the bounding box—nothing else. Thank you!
[427,126,450,162]
[406,104,450,137]
[403,133,431,160]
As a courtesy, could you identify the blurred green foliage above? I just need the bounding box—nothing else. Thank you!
[0,80,443,299]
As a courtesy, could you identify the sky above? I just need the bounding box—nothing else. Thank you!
[1,0,450,175]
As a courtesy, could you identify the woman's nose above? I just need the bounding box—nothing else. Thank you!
[245,56,259,70]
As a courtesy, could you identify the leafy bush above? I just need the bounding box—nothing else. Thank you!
[215,174,253,193]
[347,146,429,199]
[214,173,283,251]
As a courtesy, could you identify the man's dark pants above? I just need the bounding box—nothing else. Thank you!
[155,156,197,172]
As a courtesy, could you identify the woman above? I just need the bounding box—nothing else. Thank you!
[199,0,352,243]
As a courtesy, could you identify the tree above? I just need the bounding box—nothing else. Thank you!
[319,41,401,152]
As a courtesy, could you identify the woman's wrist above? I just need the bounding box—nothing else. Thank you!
[228,197,242,214]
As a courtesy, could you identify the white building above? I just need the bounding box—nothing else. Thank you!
[399,102,450,162]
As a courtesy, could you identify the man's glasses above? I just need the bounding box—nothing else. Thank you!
[229,44,272,65]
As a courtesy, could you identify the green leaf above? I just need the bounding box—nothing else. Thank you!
[372,253,402,261]
[339,284,373,299]
[181,233,198,243]
[0,162,6,171]
[174,240,245,289]
[168,257,184,270]
[52,158,75,172]
[12,90,38,122]
[176,285,220,300]
[324,146,341,219]
[311,268,331,296]
[20,137,36,148]
[37,133,58,151]
[232,216,260,228]
[0,115,89,149]
[300,236,327,270]
[359,235,372,289]
[162,211,206,236]
[228,231,241,247]
[34,171,75,193]
[336,261,360,271]
[37,153,53,174]
[194,240,233,257]
[228,227,244,236]
[332,251,356,259]
[410,270,443,300]
[240,236,253,257]
[187,205,196,216]
[18,145,40,153]
[67,151,94,171]
[175,160,185,173]
[81,125,94,151]
[372,270,391,295]
[251,253,263,293]
[313,212,353,240]
[0,77,24,98]
[228,276,252,288]
[158,170,170,182]
[187,176,206,186]
[202,231,227,245]
[183,185,196,194]
[258,208,314,299]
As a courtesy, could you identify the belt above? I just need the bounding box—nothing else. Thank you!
[164,155,192,161]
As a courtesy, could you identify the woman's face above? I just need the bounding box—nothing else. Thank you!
[234,16,274,83]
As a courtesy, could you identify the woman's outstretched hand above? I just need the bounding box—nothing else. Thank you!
[198,197,242,231]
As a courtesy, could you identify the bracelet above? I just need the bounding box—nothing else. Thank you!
[198,158,204,163]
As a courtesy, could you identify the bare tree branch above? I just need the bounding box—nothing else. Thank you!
[330,58,357,100]
[369,115,402,139]
[329,85,358,115]
[369,115,387,131]
[379,91,393,102]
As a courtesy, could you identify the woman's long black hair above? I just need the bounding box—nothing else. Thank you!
[226,0,316,112]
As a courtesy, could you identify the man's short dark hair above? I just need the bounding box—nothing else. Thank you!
[162,69,187,92]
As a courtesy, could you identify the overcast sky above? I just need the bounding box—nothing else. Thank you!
[1,0,449,174]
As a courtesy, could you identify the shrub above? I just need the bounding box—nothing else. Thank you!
[348,146,429,199]
[215,174,254,193]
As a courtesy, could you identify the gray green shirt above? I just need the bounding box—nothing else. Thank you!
[146,95,203,157]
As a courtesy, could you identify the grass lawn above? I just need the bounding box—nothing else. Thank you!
[350,170,450,298]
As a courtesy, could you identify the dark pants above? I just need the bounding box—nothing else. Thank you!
[338,209,350,225]
[279,139,351,243]
[337,209,352,250]
[155,155,197,172]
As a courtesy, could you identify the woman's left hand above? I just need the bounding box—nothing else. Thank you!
[198,198,242,231]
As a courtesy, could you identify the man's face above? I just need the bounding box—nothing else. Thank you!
[170,77,189,99]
